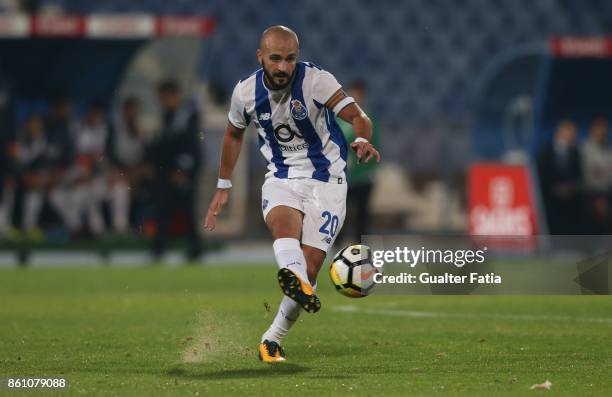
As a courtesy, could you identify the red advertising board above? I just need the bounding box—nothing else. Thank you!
[468,163,538,236]
[551,37,612,58]
[0,14,215,38]
[32,15,84,37]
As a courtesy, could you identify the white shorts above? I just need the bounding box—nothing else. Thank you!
[261,177,347,252]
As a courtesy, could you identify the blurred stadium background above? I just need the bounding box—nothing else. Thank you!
[1,0,612,265]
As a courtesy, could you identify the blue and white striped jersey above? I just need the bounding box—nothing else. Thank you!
[228,62,354,183]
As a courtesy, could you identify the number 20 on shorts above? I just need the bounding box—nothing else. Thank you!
[319,211,339,237]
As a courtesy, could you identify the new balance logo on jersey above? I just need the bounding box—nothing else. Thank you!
[259,113,271,121]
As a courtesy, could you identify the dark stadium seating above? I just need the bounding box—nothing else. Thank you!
[30,0,611,122]
[7,0,612,168]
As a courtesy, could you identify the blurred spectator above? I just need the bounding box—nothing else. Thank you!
[336,80,379,243]
[107,96,151,233]
[42,95,80,235]
[18,0,41,14]
[580,117,612,233]
[150,80,203,261]
[0,131,17,237]
[44,94,75,170]
[71,101,110,236]
[16,114,48,237]
[537,120,583,234]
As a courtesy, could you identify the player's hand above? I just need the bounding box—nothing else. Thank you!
[204,189,230,231]
[350,141,381,164]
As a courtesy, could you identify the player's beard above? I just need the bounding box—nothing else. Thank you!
[263,65,294,90]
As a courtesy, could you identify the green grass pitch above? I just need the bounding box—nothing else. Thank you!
[0,265,611,396]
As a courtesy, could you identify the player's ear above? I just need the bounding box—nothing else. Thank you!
[257,49,263,65]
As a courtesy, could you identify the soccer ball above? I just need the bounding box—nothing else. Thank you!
[329,244,380,298]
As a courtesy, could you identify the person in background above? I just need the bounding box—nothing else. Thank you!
[336,80,379,243]
[0,125,17,237]
[44,94,75,174]
[0,59,15,236]
[45,94,78,234]
[150,80,203,261]
[71,101,110,236]
[580,117,612,234]
[537,120,583,234]
[15,114,48,237]
[107,96,151,234]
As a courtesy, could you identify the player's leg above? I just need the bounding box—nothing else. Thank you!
[22,189,44,232]
[49,185,80,233]
[259,206,303,362]
[262,179,319,304]
[183,185,202,261]
[152,179,171,260]
[259,181,316,362]
[109,171,130,233]
[265,204,321,313]
[0,180,15,236]
[266,205,304,281]
[302,244,327,285]
[300,179,348,283]
[265,204,302,240]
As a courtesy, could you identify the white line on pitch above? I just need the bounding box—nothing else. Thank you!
[331,305,612,324]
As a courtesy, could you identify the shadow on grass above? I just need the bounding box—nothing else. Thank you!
[166,363,311,380]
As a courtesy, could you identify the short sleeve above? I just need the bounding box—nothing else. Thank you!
[311,69,342,105]
[227,82,248,129]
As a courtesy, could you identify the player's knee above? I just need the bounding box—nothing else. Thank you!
[269,221,300,239]
[266,208,302,239]
[267,215,301,239]
[303,247,326,282]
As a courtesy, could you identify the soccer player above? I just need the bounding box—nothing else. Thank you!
[204,25,380,363]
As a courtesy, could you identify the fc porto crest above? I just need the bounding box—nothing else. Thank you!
[290,99,308,120]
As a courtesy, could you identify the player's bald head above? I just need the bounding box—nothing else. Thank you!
[259,25,299,52]
[257,26,300,90]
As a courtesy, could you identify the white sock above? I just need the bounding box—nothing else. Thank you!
[23,191,43,230]
[273,238,310,285]
[261,296,301,344]
[51,187,83,232]
[87,179,106,235]
[261,281,318,344]
[0,205,5,234]
[0,186,14,234]
[111,181,129,233]
[0,204,7,235]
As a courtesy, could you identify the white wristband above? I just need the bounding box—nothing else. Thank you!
[217,178,232,189]
[354,137,369,144]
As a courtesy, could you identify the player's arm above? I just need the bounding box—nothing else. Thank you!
[204,122,245,231]
[218,122,245,181]
[327,90,381,163]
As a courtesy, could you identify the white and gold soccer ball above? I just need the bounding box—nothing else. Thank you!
[329,244,380,298]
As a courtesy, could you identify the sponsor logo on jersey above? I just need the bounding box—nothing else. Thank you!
[259,113,271,121]
[280,143,309,152]
[290,99,308,120]
[274,124,303,143]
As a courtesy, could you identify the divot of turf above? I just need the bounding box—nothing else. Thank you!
[181,311,252,363]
